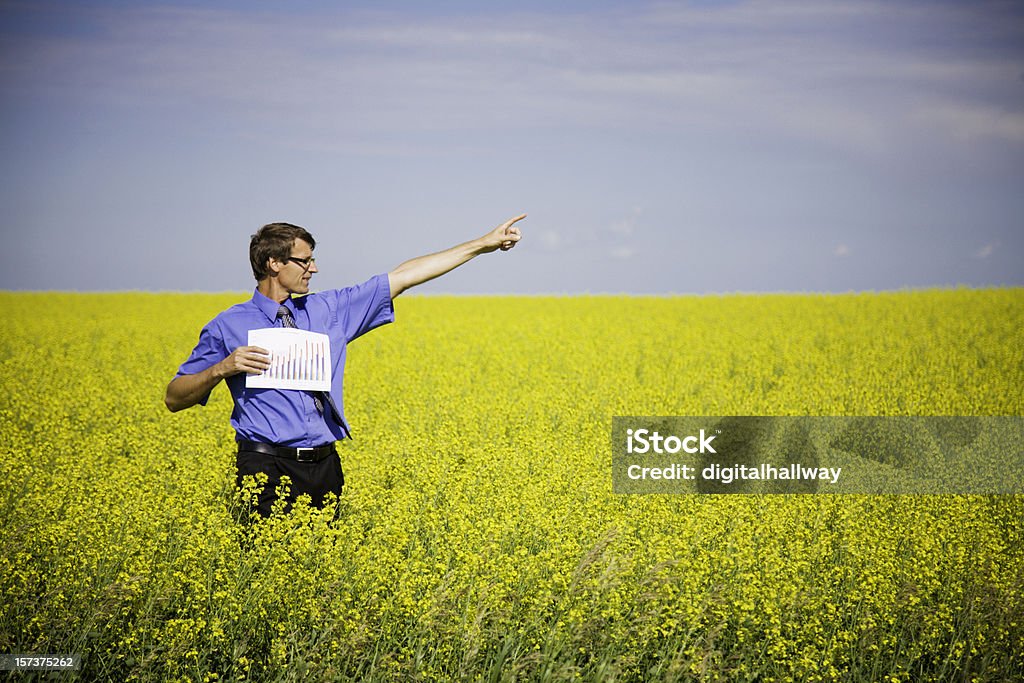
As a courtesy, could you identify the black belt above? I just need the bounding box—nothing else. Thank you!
[238,440,336,463]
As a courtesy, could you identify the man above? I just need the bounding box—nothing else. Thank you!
[165,214,525,518]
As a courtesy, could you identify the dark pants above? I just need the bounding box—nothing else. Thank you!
[235,446,344,519]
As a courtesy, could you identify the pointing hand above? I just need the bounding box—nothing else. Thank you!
[481,214,526,253]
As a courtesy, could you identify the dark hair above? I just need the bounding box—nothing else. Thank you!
[249,222,316,281]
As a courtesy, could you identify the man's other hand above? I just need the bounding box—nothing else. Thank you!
[220,346,271,377]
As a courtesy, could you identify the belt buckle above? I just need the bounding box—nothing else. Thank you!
[295,447,316,463]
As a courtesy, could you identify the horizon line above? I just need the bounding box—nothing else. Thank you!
[2,284,1022,298]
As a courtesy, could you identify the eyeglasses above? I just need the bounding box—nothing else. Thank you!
[286,256,316,271]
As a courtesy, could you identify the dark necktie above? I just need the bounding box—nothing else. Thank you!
[277,304,345,432]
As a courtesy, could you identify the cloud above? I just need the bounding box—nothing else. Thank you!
[834,244,850,257]
[6,0,1023,157]
[974,243,995,259]
[609,246,637,260]
[538,230,562,251]
[915,104,1024,144]
[608,206,643,237]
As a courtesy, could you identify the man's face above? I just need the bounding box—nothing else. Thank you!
[277,238,318,295]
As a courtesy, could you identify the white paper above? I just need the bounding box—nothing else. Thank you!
[245,328,332,391]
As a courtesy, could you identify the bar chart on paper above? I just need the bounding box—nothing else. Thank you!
[245,328,332,391]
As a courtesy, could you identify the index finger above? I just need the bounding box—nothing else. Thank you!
[501,213,527,229]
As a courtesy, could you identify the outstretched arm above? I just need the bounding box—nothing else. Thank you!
[387,214,526,298]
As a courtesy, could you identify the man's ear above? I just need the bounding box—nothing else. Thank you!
[266,257,282,276]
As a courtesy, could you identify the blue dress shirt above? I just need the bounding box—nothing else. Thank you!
[176,274,394,447]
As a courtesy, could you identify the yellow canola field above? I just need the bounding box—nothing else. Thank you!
[1,289,1022,682]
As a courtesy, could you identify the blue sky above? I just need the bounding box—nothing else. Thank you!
[1,0,1022,293]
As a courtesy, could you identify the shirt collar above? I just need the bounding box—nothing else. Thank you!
[251,288,291,324]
